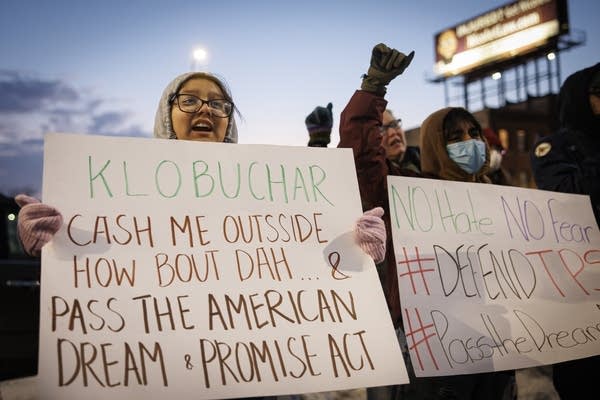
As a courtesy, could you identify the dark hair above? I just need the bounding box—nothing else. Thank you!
[442,107,482,142]
[174,72,234,105]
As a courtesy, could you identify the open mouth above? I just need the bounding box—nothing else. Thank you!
[389,138,403,146]
[191,120,213,133]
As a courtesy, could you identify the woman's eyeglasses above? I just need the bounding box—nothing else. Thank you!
[170,94,233,118]
[380,119,402,134]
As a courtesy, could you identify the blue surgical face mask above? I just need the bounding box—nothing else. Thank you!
[446,139,486,174]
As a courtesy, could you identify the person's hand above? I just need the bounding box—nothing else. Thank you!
[305,102,333,147]
[15,194,63,257]
[361,43,415,96]
[354,207,386,263]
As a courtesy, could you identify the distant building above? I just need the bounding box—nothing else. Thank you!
[406,0,585,188]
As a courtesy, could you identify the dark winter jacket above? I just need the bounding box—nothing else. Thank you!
[531,63,600,225]
[338,90,420,328]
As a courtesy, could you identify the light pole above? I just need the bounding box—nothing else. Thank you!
[191,47,208,71]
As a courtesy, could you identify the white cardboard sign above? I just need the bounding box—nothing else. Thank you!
[387,175,600,377]
[38,133,408,399]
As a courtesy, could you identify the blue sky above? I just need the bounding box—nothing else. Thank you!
[1,0,598,197]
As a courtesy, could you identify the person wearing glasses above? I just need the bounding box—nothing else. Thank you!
[338,43,422,400]
[15,71,240,257]
[15,71,387,399]
[530,62,600,400]
[338,43,419,329]
[380,110,420,175]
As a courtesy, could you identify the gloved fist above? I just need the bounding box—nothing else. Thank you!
[361,43,415,96]
[15,194,63,257]
[354,207,386,263]
[305,102,333,147]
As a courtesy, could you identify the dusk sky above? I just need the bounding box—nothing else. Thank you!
[1,0,598,198]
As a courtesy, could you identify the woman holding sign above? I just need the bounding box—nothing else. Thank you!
[338,43,421,400]
[419,106,491,183]
[15,71,387,399]
[414,106,515,399]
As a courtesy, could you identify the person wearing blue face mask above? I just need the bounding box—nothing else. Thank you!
[416,106,518,399]
[420,107,491,183]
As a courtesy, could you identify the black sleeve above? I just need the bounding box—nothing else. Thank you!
[531,132,600,224]
[530,133,599,196]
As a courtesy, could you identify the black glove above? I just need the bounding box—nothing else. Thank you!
[361,43,414,96]
[305,102,333,147]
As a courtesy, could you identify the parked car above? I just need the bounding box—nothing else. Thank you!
[0,193,40,381]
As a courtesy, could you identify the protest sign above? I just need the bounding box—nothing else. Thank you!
[388,175,600,377]
[37,133,408,399]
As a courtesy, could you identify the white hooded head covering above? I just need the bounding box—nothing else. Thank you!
[153,72,238,143]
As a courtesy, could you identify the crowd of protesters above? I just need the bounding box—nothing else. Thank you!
[10,42,599,400]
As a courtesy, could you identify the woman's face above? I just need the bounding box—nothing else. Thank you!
[171,77,229,142]
[381,110,407,160]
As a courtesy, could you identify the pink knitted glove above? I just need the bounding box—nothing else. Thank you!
[355,207,386,263]
[15,194,63,257]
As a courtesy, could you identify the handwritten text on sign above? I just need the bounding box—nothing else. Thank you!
[39,133,407,400]
[387,175,599,377]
